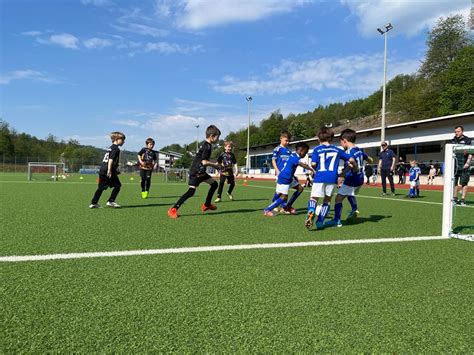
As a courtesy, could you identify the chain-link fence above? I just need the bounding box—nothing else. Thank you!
[0,155,137,174]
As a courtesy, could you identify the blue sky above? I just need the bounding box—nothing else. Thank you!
[0,0,470,151]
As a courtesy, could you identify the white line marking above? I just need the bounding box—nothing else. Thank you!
[0,236,449,263]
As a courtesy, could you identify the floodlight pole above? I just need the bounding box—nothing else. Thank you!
[246,96,252,174]
[378,23,393,149]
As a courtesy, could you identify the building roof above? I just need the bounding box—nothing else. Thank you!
[250,111,474,149]
[158,150,183,158]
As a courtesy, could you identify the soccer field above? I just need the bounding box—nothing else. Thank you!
[1,173,473,352]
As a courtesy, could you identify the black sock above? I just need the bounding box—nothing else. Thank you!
[205,181,218,206]
[174,188,195,209]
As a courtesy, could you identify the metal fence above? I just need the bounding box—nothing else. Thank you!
[0,155,132,174]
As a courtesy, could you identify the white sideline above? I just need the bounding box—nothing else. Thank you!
[0,236,449,263]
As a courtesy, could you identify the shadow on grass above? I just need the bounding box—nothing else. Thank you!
[122,203,170,209]
[345,214,392,225]
[217,198,268,203]
[146,196,182,199]
[181,208,263,217]
[453,226,474,234]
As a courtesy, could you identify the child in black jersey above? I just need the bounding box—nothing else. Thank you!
[137,138,158,199]
[215,140,238,202]
[89,132,125,208]
[168,125,221,218]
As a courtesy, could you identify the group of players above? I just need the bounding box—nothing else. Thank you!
[89,124,379,230]
[263,127,371,229]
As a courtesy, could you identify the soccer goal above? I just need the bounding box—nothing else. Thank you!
[27,162,66,181]
[165,168,189,183]
[442,144,474,242]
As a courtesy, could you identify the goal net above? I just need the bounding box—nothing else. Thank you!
[28,162,66,181]
[165,168,189,183]
[442,144,474,241]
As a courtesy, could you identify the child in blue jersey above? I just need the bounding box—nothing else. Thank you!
[305,127,357,230]
[328,129,373,227]
[271,131,304,214]
[264,142,313,216]
[408,160,421,198]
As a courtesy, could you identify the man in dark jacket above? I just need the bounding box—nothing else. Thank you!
[378,142,396,196]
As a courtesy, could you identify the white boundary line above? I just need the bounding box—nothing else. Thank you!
[1,236,449,263]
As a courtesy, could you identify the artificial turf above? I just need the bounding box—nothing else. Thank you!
[0,172,458,255]
[1,172,473,352]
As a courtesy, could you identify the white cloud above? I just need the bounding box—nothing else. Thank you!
[111,96,320,148]
[154,0,175,18]
[173,98,237,113]
[38,33,80,49]
[176,0,313,29]
[111,119,141,127]
[213,54,421,96]
[21,30,42,36]
[0,70,60,85]
[341,0,471,37]
[112,23,168,38]
[144,41,202,54]
[83,37,113,49]
[80,0,114,6]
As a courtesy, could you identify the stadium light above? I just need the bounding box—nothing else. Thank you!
[246,96,253,174]
[377,22,393,148]
[195,124,200,153]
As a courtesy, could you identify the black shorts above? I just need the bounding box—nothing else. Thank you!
[220,174,235,184]
[140,169,153,180]
[188,173,215,187]
[454,169,470,187]
[98,174,121,190]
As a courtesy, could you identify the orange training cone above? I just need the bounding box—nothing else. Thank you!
[243,175,249,186]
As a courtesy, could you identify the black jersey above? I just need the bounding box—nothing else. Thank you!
[99,144,121,175]
[189,141,212,176]
[138,147,157,170]
[217,152,237,176]
[450,135,472,167]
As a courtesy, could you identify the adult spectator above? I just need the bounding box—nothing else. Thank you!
[396,157,406,184]
[365,164,374,185]
[378,142,396,196]
[450,125,472,206]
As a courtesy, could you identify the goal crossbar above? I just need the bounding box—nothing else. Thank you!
[27,162,65,181]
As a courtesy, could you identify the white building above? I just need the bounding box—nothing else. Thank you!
[248,112,474,175]
[157,150,183,171]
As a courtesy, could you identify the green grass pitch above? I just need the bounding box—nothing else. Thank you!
[1,172,473,352]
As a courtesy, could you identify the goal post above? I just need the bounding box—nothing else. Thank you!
[165,168,189,183]
[27,162,66,181]
[442,144,474,241]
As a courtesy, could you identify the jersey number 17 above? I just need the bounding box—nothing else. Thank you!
[318,152,337,172]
